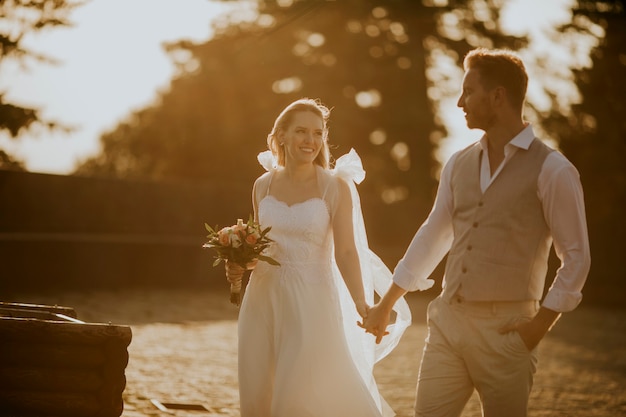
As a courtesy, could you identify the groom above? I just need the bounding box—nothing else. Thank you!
[362,48,591,417]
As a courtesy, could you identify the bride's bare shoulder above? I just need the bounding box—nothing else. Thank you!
[254,171,272,185]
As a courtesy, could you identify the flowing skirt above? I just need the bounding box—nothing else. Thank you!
[237,261,386,417]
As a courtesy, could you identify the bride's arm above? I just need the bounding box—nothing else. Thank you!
[332,177,368,319]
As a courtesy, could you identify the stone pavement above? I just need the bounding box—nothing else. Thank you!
[9,288,626,417]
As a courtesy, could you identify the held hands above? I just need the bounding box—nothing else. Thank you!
[357,302,390,344]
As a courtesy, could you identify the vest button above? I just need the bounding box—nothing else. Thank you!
[467,245,472,251]
[462,267,467,273]
[478,201,484,207]
[473,222,478,228]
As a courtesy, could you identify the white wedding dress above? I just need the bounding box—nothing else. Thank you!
[237,150,411,417]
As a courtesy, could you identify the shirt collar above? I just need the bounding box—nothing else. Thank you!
[479,123,535,151]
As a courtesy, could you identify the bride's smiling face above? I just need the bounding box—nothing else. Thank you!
[280,111,325,167]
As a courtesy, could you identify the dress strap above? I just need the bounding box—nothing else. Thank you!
[266,171,274,197]
[321,176,332,200]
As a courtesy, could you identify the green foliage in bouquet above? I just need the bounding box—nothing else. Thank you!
[203,215,280,268]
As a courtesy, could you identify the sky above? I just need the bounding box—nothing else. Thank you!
[0,0,586,175]
[0,0,245,174]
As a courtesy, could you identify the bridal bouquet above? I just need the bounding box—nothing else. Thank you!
[203,216,279,306]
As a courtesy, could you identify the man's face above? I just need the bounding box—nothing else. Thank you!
[457,68,496,131]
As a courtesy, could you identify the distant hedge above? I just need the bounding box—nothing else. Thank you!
[0,170,251,292]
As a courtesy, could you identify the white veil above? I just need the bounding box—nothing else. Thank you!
[330,149,411,416]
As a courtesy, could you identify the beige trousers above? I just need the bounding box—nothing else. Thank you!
[414,295,539,417]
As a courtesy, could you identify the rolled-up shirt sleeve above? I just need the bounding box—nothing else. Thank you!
[393,155,456,292]
[539,152,591,312]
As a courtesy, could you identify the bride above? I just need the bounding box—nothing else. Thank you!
[226,98,411,417]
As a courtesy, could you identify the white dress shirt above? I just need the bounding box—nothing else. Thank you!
[393,124,591,312]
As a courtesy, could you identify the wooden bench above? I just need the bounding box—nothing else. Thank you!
[0,302,132,417]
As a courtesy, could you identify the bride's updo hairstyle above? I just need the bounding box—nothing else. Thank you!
[267,98,331,169]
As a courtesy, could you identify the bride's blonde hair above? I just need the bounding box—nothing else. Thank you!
[266,98,330,169]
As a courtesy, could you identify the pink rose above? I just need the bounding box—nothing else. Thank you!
[245,233,258,245]
[218,227,231,246]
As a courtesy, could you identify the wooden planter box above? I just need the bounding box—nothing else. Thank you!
[0,302,132,417]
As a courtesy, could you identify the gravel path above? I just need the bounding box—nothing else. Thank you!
[9,288,626,417]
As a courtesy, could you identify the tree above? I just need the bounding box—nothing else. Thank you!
[78,1,438,192]
[74,1,530,247]
[545,0,626,306]
[0,0,80,169]
[75,2,436,248]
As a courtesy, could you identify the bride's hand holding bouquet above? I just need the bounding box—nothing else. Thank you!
[224,258,257,304]
[203,216,279,306]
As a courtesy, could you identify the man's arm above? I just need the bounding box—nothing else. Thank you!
[362,154,458,342]
[391,154,457,293]
[500,154,591,350]
[539,155,591,312]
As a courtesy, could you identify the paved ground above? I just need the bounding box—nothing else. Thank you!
[9,288,626,417]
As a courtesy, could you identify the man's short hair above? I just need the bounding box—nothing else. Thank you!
[463,48,528,111]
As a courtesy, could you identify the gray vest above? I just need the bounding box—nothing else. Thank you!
[442,138,554,302]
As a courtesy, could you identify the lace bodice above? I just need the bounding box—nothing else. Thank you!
[258,195,332,265]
